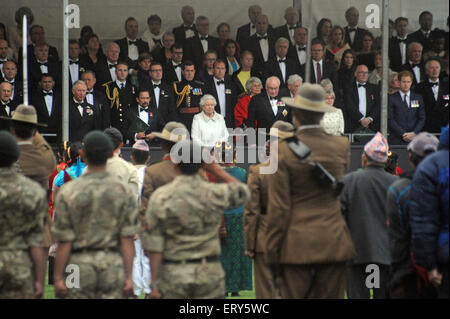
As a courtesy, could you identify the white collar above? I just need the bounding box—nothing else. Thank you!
[313,59,323,64]
[126,37,137,42]
[152,80,161,85]
[201,111,220,122]
[116,80,126,87]
[73,97,84,104]
[1,99,10,105]
[429,79,439,83]
[108,60,117,65]
[400,91,410,97]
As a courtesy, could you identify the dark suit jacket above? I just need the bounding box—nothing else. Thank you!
[230,68,263,97]
[127,103,162,143]
[0,100,18,131]
[264,57,300,88]
[86,89,110,130]
[184,35,221,70]
[144,82,178,126]
[246,93,292,131]
[388,91,426,144]
[19,44,59,63]
[273,24,301,45]
[32,90,62,139]
[236,23,274,48]
[415,79,450,133]
[204,76,238,128]
[1,79,24,106]
[28,59,61,93]
[388,36,411,72]
[243,33,276,73]
[115,38,150,69]
[69,99,102,142]
[301,60,339,91]
[162,60,184,85]
[94,59,117,88]
[343,81,380,133]
[344,26,367,52]
[68,59,90,87]
[173,24,198,45]
[400,61,425,87]
[408,29,437,53]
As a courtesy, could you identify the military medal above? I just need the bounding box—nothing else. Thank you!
[282,109,288,117]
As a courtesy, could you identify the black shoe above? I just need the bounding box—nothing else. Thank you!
[231,292,240,297]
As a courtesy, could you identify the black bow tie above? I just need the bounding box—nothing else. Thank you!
[357,83,366,88]
[251,25,256,29]
[348,28,357,33]
[411,63,421,68]
[269,97,277,101]
[152,38,162,45]
[200,36,208,41]
[174,64,182,69]
[430,81,439,87]
[184,26,194,31]
[109,63,117,69]
[0,60,6,64]
[298,46,306,51]
[86,91,93,95]
[216,80,225,85]
[278,59,286,63]
[258,35,268,40]
[128,40,137,45]
[1,100,11,106]
[139,106,149,113]
[43,91,53,96]
[289,26,297,30]
[397,38,408,43]
[69,60,79,65]
[39,62,48,67]
[153,83,161,89]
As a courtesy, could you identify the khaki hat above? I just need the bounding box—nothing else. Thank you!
[152,121,188,142]
[268,120,295,139]
[282,83,336,113]
[0,104,47,127]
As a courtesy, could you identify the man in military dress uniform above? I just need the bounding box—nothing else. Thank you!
[142,140,251,299]
[173,60,204,132]
[0,131,47,299]
[102,61,136,143]
[52,131,139,299]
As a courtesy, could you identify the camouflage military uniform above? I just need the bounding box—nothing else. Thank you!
[0,168,47,298]
[52,171,139,299]
[173,80,204,132]
[141,174,250,299]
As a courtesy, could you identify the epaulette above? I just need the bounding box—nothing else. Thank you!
[194,80,204,86]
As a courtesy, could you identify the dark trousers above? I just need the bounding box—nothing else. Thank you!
[347,263,389,299]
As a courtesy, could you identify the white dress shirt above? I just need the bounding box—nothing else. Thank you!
[400,91,410,108]
[430,80,439,101]
[138,104,150,124]
[0,58,7,73]
[43,90,53,115]
[116,80,126,89]
[184,25,196,39]
[191,111,229,147]
[152,81,161,107]
[296,45,307,65]
[277,56,287,82]
[38,60,48,74]
[69,60,79,84]
[258,34,269,62]
[1,100,10,116]
[286,24,296,44]
[73,98,84,116]
[108,61,117,82]
[313,60,323,83]
[127,37,139,61]
[86,89,94,105]
[214,77,226,117]
[200,35,209,53]
[347,26,357,44]
[357,82,367,118]
[268,94,278,115]
[142,30,164,51]
[397,37,407,65]
[250,23,257,37]
[172,60,182,81]
[409,60,421,83]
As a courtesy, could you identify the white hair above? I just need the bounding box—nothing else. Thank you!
[266,76,281,87]
[287,74,303,85]
[199,94,217,108]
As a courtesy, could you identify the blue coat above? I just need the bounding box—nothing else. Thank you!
[388,91,426,145]
[409,127,449,270]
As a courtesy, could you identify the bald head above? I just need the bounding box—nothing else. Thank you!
[345,6,359,27]
[407,42,423,63]
[106,42,120,63]
[355,64,369,83]
[0,40,8,59]
[256,14,269,35]
[285,7,299,26]
[248,5,262,24]
[266,76,281,98]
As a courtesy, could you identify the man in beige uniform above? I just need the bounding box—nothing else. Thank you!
[244,120,295,299]
[265,84,355,299]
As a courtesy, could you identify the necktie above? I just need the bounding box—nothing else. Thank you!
[153,38,162,45]
[348,28,356,33]
[200,36,208,41]
[357,83,366,88]
[128,40,137,45]
[298,46,306,51]
[269,97,277,101]
[216,80,225,85]
[184,26,194,31]
[174,64,182,68]
[278,59,286,63]
[39,62,48,67]
[289,26,297,30]
[258,35,268,40]
[109,63,117,69]
[0,60,5,64]
[153,83,161,89]
[403,94,409,108]
[86,91,93,95]
[412,63,421,68]
[43,91,53,96]
[430,81,439,87]
[398,38,407,43]
[69,60,79,65]
[316,62,322,83]
[120,83,125,90]
[251,25,256,29]
[139,106,149,113]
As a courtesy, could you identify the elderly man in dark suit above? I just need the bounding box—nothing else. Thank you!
[264,37,300,88]
[342,64,380,134]
[265,83,356,298]
[115,17,150,71]
[19,25,59,63]
[0,61,23,106]
[81,70,110,130]
[415,58,450,133]
[69,80,102,142]
[29,43,61,93]
[344,7,367,52]
[236,5,273,48]
[243,14,276,74]
[247,76,291,135]
[273,7,301,46]
[0,82,18,131]
[400,42,425,87]
[94,42,120,88]
[31,74,62,141]
[183,16,221,71]
[341,133,398,299]
[172,5,198,45]
[389,17,411,72]
[288,27,308,70]
[408,11,437,53]
[388,70,426,145]
[204,59,237,128]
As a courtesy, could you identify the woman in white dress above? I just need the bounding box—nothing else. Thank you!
[320,88,345,136]
[191,94,229,147]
